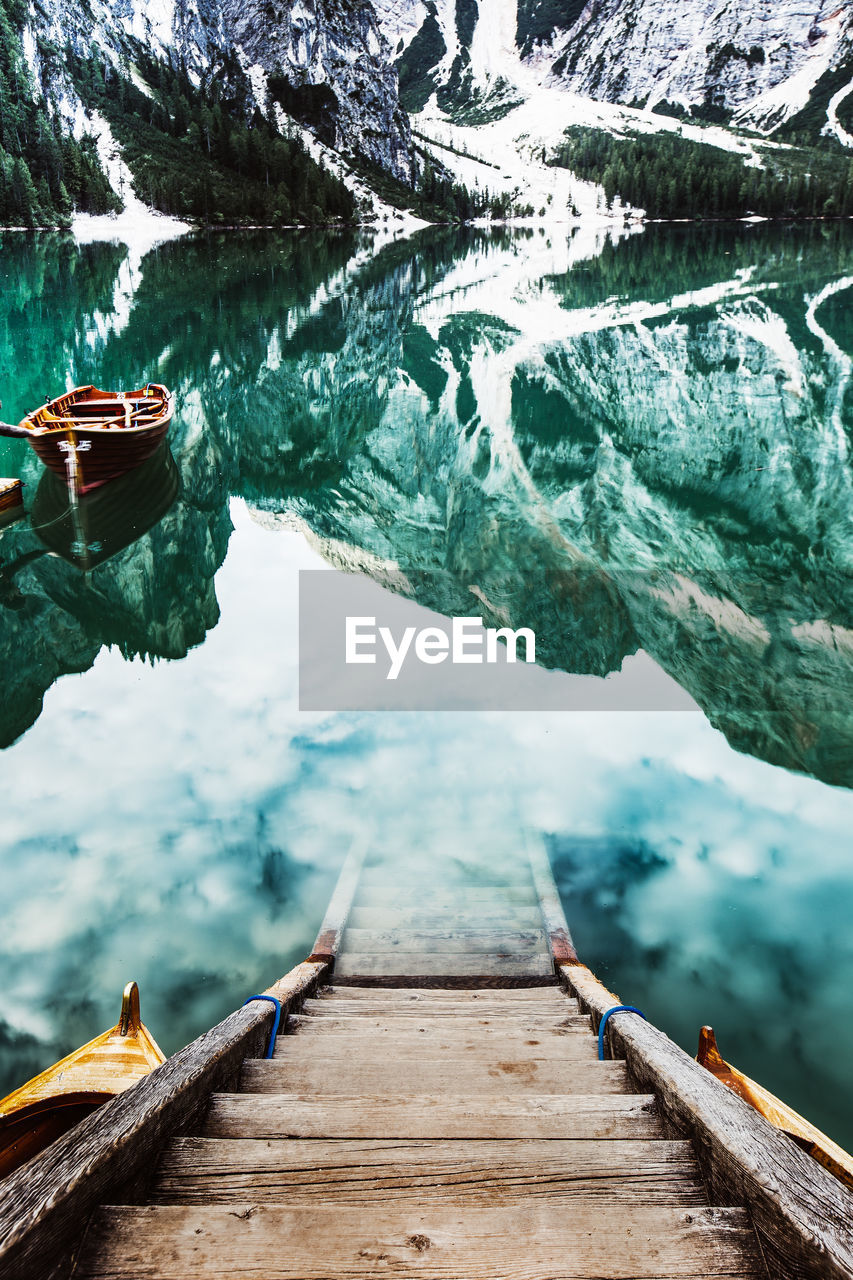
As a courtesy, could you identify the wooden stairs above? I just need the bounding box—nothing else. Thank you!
[4,838,851,1280]
[67,844,770,1278]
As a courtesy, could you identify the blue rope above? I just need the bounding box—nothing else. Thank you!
[598,1005,646,1060]
[242,995,282,1059]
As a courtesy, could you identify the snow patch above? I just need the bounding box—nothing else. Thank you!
[827,78,853,148]
[72,110,192,253]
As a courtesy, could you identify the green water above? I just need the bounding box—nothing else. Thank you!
[0,222,851,1148]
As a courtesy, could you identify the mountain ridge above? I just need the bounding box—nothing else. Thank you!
[3,0,853,225]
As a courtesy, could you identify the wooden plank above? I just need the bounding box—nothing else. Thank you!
[356,887,539,906]
[526,832,579,965]
[345,907,546,931]
[333,973,559,990]
[286,1011,592,1031]
[562,963,853,1280]
[0,961,330,1280]
[201,1091,664,1140]
[341,928,550,953]
[287,1012,592,1031]
[240,1056,629,1095]
[298,1003,584,1020]
[357,863,534,884]
[151,1137,707,1206]
[334,953,555,979]
[74,1203,764,1278]
[310,836,366,963]
[306,987,570,1007]
[273,1023,599,1051]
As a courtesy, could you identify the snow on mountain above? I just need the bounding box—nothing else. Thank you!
[382,0,853,139]
[15,0,853,221]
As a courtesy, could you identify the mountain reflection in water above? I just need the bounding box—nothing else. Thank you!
[0,223,850,781]
[0,223,851,1151]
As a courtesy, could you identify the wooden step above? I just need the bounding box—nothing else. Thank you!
[200,1092,663,1140]
[297,1004,585,1023]
[74,1203,765,1278]
[241,1056,629,1095]
[355,886,540,906]
[345,907,546,931]
[151,1137,707,1206]
[314,986,566,1002]
[334,953,554,979]
[277,1024,591,1054]
[288,1012,591,1032]
[341,928,549,953]
[305,988,571,1012]
[358,862,533,882]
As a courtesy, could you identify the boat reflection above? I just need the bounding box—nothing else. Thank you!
[30,443,180,571]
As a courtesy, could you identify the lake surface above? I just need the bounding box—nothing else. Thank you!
[0,221,852,1147]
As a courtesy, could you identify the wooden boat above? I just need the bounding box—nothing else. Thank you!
[1,841,851,1280]
[30,441,180,571]
[0,384,174,495]
[0,982,164,1180]
[0,479,23,528]
[696,1024,853,1190]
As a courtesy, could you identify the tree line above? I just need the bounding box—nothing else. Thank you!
[0,0,119,226]
[551,126,853,219]
[67,47,356,226]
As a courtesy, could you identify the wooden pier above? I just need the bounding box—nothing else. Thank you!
[1,839,852,1279]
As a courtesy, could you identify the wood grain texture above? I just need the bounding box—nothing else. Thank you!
[200,1091,663,1140]
[73,1203,764,1278]
[310,838,366,963]
[525,832,580,965]
[298,1004,584,1021]
[287,1013,591,1032]
[305,987,570,1009]
[356,887,539,906]
[561,963,853,1280]
[240,1057,629,1096]
[150,1137,707,1206]
[0,960,329,1280]
[334,953,555,979]
[332,974,559,989]
[341,928,549,953]
[345,908,546,931]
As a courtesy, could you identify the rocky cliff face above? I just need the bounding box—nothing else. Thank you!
[226,223,853,787]
[22,0,415,183]
[547,0,853,130]
[380,0,853,138]
[2,225,851,784]
[222,0,415,180]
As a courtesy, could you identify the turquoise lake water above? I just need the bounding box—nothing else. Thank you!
[0,222,851,1147]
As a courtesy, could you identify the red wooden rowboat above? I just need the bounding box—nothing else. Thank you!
[0,384,174,495]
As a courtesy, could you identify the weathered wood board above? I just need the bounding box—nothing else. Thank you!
[74,1203,765,1279]
[241,1057,629,1095]
[335,952,554,978]
[201,1091,663,1140]
[151,1137,707,1206]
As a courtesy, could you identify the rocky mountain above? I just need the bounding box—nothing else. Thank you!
[382,0,853,136]
[9,0,853,221]
[3,223,851,785]
[18,0,414,184]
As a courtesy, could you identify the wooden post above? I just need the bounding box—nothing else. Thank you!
[525,831,580,966]
[560,963,853,1280]
[308,835,367,966]
[0,959,329,1280]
